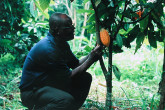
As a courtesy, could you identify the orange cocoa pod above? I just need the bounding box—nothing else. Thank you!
[136,10,144,18]
[100,29,110,47]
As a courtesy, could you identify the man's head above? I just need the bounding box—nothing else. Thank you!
[49,13,75,41]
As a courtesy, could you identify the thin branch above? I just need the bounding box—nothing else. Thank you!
[91,0,101,44]
[91,0,108,75]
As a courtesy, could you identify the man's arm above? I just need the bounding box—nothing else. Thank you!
[78,55,89,66]
[70,45,102,77]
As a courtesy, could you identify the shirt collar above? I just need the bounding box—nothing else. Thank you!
[47,32,69,49]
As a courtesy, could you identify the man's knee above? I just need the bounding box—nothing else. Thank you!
[83,72,92,83]
[38,93,74,110]
[52,94,74,109]
[61,94,74,105]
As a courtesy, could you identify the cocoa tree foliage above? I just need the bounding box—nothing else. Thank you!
[0,0,41,65]
[85,0,164,53]
[86,0,164,109]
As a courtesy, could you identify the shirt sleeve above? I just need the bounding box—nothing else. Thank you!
[66,51,79,69]
[64,43,79,69]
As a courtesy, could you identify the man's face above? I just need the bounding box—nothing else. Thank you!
[59,22,75,41]
[58,15,75,41]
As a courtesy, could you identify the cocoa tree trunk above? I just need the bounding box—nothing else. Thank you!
[105,39,113,110]
[158,36,165,110]
[90,0,113,109]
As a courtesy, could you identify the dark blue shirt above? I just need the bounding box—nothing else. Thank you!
[19,33,79,91]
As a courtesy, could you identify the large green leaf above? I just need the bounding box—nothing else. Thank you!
[83,0,90,4]
[148,30,157,48]
[140,15,149,32]
[77,9,94,14]
[124,25,140,48]
[30,0,38,18]
[95,0,101,7]
[116,34,123,48]
[39,0,50,11]
[34,0,49,19]
[135,32,145,53]
[112,65,121,80]
[148,23,157,48]
[87,13,95,23]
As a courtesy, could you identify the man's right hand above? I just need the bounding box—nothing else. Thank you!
[71,45,103,77]
[88,45,103,62]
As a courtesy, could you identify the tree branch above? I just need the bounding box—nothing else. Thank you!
[91,0,108,75]
[91,0,101,45]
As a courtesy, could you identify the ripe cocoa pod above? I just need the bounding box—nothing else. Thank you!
[100,29,110,47]
[135,10,144,19]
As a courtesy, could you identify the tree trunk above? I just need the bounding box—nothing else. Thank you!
[105,39,113,110]
[158,37,165,110]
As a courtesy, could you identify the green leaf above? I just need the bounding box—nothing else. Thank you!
[135,32,145,53]
[148,22,157,48]
[113,45,123,53]
[112,65,121,80]
[135,0,139,3]
[140,15,149,32]
[95,0,101,7]
[34,0,49,19]
[30,0,35,17]
[84,45,92,52]
[77,9,94,14]
[119,29,127,35]
[87,14,95,23]
[116,34,123,48]
[83,0,90,4]
[0,39,12,49]
[155,31,163,42]
[148,30,157,48]
[6,0,11,12]
[39,0,50,11]
[124,25,140,48]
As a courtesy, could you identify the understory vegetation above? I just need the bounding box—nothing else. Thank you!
[0,37,163,109]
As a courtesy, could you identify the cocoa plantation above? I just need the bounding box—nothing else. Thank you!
[0,0,164,109]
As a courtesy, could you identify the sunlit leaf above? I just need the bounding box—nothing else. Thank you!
[34,0,49,19]
[135,0,139,3]
[83,0,90,4]
[77,9,94,14]
[84,45,92,52]
[119,29,127,35]
[95,0,101,7]
[30,0,36,17]
[87,14,95,23]
[39,0,50,11]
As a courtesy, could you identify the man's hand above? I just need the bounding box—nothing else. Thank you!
[88,45,103,62]
[71,45,103,77]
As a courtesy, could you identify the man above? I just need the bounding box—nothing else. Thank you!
[19,12,102,110]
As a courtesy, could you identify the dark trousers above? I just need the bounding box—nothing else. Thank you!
[20,72,92,110]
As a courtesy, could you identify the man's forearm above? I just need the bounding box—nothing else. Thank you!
[70,58,93,77]
[79,54,89,66]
